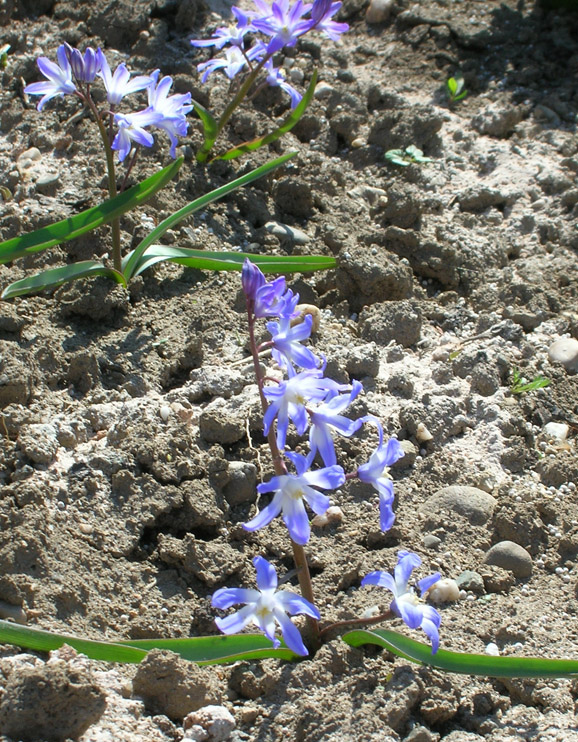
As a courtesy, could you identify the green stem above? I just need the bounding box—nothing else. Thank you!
[197,58,268,162]
[86,95,123,273]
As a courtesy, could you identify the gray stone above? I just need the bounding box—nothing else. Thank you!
[183,705,235,741]
[423,534,442,550]
[548,337,578,372]
[484,541,533,578]
[420,486,497,527]
[264,221,310,246]
[456,570,485,594]
[35,172,60,195]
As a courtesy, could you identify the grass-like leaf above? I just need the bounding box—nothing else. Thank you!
[192,98,219,144]
[0,620,299,665]
[127,245,337,278]
[1,261,126,300]
[214,69,319,161]
[0,158,183,264]
[343,629,578,678]
[123,152,297,280]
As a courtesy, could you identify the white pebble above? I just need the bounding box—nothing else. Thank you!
[159,405,171,422]
[485,642,500,656]
[426,578,461,604]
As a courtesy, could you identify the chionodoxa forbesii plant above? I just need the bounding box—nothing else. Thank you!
[3,263,578,678]
[0,0,347,298]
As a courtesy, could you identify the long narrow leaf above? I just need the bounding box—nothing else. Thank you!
[1,261,126,300]
[126,245,337,278]
[0,158,183,265]
[123,152,296,279]
[192,98,218,142]
[343,629,578,678]
[0,620,299,665]
[215,70,318,161]
[120,635,299,665]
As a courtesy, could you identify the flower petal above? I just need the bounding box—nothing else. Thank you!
[253,556,278,591]
[212,587,259,610]
[215,604,255,634]
[274,610,308,655]
[361,570,396,594]
[243,495,283,532]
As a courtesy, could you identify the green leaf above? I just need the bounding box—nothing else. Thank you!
[215,69,319,161]
[192,98,218,143]
[1,261,126,300]
[123,152,297,280]
[447,77,458,96]
[0,158,183,264]
[120,635,299,665]
[343,629,578,678]
[126,245,337,278]
[0,620,299,665]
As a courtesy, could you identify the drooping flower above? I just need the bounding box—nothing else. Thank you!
[263,59,302,108]
[191,7,254,49]
[64,43,100,83]
[111,109,163,162]
[263,367,345,450]
[357,417,404,531]
[244,451,344,544]
[267,313,319,371]
[212,555,320,655]
[308,380,363,466]
[309,0,349,41]
[24,44,77,111]
[197,45,262,83]
[362,550,442,653]
[96,49,153,106]
[147,71,193,158]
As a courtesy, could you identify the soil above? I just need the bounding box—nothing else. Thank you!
[1,0,578,740]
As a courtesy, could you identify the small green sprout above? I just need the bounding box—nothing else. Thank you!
[446,73,467,104]
[0,44,10,70]
[384,145,432,167]
[510,368,551,395]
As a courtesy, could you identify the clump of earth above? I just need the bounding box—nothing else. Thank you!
[0,0,577,740]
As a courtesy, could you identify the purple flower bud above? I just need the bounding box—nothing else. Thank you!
[242,258,266,301]
[64,43,100,83]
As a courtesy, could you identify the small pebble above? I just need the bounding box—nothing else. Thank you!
[485,642,500,656]
[426,578,461,604]
[548,338,578,372]
[484,541,533,578]
[366,0,394,23]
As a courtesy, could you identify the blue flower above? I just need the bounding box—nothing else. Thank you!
[267,313,319,371]
[147,71,193,158]
[263,368,345,451]
[96,50,153,107]
[24,45,77,111]
[244,451,345,544]
[251,0,313,54]
[112,110,163,162]
[241,259,300,319]
[197,45,262,83]
[191,6,254,49]
[362,550,442,653]
[309,0,349,41]
[263,60,302,108]
[64,43,100,83]
[357,417,404,531]
[212,555,320,655]
[308,380,363,466]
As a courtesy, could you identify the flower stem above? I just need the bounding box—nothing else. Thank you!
[318,610,394,641]
[85,94,123,273]
[246,302,320,649]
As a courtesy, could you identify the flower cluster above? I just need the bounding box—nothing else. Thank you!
[191,0,348,108]
[25,44,192,162]
[213,261,443,655]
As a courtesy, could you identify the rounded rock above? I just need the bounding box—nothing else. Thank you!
[483,541,533,578]
[420,486,497,527]
[548,338,578,372]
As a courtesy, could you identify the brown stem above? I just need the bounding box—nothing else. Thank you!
[318,609,394,641]
[246,302,320,648]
